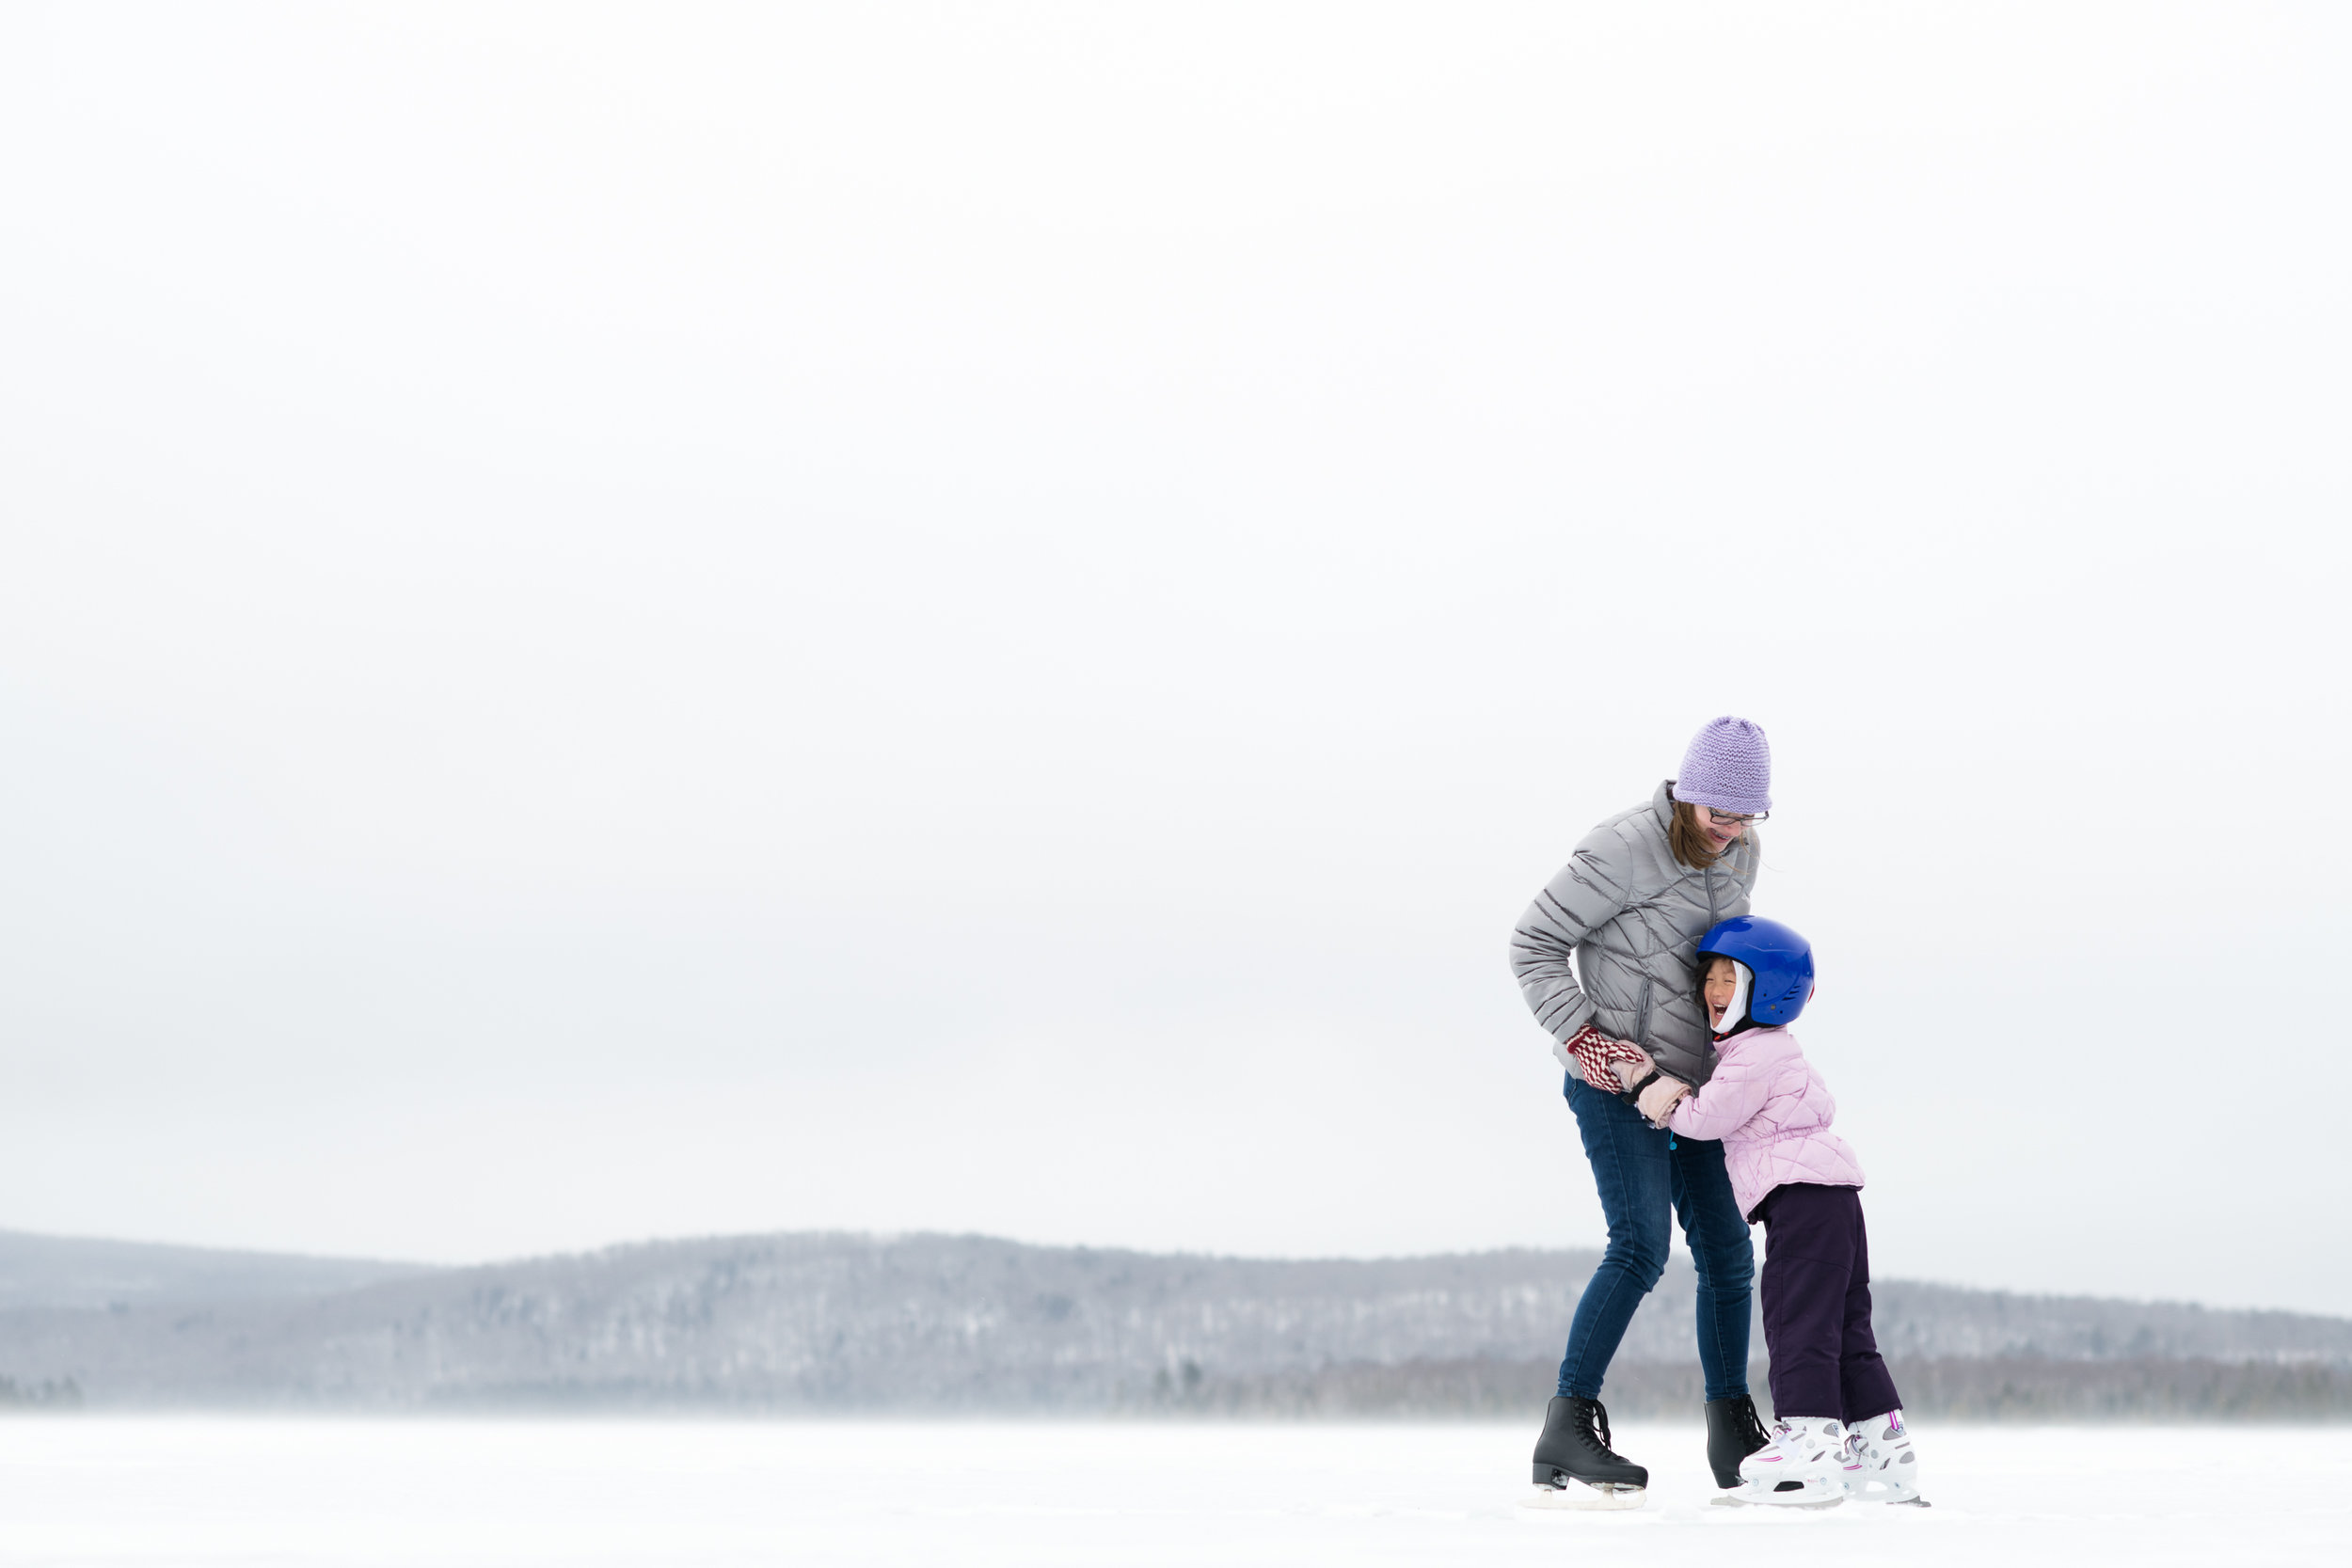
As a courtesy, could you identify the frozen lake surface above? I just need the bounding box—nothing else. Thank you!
[0,1418,2345,1565]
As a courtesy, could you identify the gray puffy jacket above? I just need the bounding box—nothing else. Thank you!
[1510,780,1759,1087]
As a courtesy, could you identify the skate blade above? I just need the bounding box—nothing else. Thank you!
[1714,1484,1842,1510]
[1520,1481,1645,1512]
[1845,1481,1929,1507]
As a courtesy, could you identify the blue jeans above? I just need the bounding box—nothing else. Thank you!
[1557,1071,1755,1402]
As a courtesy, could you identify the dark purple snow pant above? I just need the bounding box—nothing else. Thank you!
[1753,1182,1902,1422]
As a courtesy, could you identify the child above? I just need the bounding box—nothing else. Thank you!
[1634,916,1926,1509]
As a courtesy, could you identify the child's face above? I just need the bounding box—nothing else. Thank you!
[1702,957,1738,1028]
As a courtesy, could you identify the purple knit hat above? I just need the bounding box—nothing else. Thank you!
[1675,716,1772,815]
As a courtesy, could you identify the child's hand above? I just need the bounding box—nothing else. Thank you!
[1608,1049,1661,1094]
[1637,1075,1690,1127]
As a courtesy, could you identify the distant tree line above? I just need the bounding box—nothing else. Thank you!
[0,1375,82,1411]
[4,1232,2346,1419]
[1113,1356,2352,1422]
[370,1356,2352,1421]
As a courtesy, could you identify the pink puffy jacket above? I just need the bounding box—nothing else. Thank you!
[1664,1025,1864,1221]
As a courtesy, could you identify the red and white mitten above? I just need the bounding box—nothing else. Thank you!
[1565,1023,1658,1093]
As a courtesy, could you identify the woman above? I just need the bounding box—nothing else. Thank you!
[1508,715,1774,1509]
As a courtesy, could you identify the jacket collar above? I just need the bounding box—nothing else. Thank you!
[1713,1023,1794,1058]
[1650,779,1677,832]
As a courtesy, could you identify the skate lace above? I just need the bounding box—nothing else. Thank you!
[1734,1402,1769,1451]
[1577,1399,1618,1456]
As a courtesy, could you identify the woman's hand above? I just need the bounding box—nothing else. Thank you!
[1567,1024,1655,1092]
[1637,1075,1691,1127]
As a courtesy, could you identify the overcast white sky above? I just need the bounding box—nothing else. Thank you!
[1,3,2346,1313]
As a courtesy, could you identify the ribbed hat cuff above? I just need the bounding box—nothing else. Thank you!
[1673,782,1772,815]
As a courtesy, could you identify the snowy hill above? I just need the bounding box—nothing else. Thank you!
[0,1229,434,1312]
[1,1231,2344,1417]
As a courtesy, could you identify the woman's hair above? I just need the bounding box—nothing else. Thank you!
[1669,800,1744,869]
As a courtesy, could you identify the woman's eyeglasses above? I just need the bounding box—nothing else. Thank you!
[1701,807,1768,827]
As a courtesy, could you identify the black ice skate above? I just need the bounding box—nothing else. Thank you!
[1522,1395,1646,1511]
[1703,1393,1771,1488]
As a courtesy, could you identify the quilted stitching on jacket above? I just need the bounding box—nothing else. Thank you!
[1511,780,1760,1086]
[1664,1025,1864,1220]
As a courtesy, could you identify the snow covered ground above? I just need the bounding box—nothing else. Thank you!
[0,1418,2344,1566]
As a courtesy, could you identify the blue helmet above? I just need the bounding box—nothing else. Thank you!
[1694,916,1815,1031]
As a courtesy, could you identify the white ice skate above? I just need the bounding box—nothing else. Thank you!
[1842,1409,1928,1506]
[1715,1418,1849,1509]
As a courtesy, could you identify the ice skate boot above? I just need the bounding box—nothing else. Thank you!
[1716,1417,1848,1509]
[1703,1393,1771,1490]
[1842,1408,1928,1506]
[1521,1395,1646,1510]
